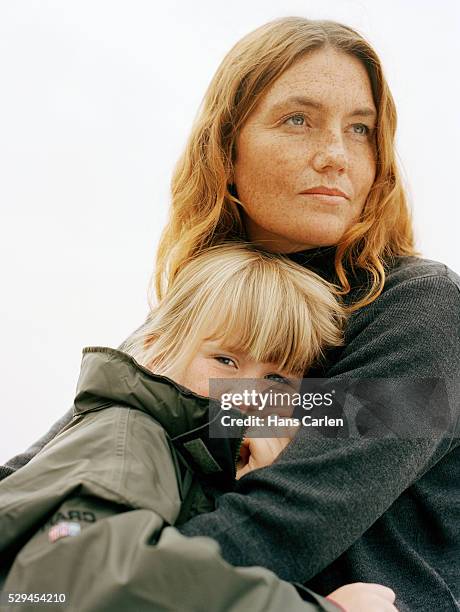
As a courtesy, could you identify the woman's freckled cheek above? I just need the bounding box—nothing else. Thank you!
[239,131,296,195]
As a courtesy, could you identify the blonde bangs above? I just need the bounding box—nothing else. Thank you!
[124,243,345,379]
[189,248,345,376]
[124,242,345,378]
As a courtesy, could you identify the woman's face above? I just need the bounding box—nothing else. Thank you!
[233,47,377,253]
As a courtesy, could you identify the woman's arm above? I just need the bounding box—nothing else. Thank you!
[177,271,460,583]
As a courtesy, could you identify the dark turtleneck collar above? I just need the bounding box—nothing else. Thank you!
[287,246,338,283]
[287,245,374,307]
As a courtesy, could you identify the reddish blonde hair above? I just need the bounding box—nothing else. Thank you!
[153,16,418,312]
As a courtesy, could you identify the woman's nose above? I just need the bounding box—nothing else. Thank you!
[310,128,348,174]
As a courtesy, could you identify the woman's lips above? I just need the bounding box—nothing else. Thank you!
[299,186,350,204]
[299,193,348,204]
[300,186,349,198]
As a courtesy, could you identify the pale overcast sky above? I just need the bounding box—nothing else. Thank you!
[1,0,459,463]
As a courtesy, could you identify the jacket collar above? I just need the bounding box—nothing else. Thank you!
[75,347,214,437]
[74,347,245,484]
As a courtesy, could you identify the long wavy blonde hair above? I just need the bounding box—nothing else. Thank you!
[153,16,418,313]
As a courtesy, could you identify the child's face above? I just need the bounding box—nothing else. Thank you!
[171,338,298,398]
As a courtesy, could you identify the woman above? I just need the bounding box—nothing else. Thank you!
[3,16,459,612]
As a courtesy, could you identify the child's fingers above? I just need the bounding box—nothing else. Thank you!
[327,582,397,612]
[359,584,396,602]
[277,436,292,448]
[237,437,251,466]
[242,437,291,466]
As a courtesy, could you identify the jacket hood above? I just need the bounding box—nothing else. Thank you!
[74,347,246,485]
[75,347,214,438]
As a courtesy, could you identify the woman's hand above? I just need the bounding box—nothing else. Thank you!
[236,436,291,479]
[327,583,398,611]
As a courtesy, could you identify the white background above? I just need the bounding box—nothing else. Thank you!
[1,0,459,464]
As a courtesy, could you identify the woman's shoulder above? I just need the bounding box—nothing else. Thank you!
[347,255,460,314]
[385,255,460,293]
[331,254,460,378]
[348,254,460,330]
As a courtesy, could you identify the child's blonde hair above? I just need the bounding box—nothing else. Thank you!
[124,242,346,379]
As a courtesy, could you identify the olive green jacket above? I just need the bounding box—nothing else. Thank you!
[0,347,337,612]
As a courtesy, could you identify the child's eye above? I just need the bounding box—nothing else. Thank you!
[265,373,289,384]
[215,356,237,368]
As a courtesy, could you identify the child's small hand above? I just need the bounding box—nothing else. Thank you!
[326,583,398,611]
[236,437,291,479]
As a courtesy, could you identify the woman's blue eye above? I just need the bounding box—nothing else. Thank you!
[286,114,305,126]
[285,117,372,136]
[352,123,370,135]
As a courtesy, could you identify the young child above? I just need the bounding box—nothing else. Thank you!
[0,243,396,612]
